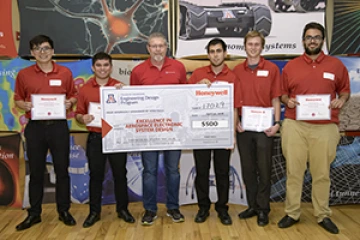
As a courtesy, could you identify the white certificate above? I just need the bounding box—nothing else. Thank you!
[100,84,234,153]
[31,94,66,120]
[296,94,331,120]
[241,106,274,132]
[87,102,101,127]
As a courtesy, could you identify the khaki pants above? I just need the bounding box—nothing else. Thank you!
[281,119,340,222]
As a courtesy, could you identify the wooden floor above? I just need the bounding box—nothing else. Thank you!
[1,202,360,240]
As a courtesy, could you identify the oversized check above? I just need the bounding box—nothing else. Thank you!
[31,94,66,120]
[296,94,331,120]
[100,84,234,153]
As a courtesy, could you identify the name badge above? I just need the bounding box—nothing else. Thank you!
[323,72,335,81]
[49,79,62,86]
[257,70,269,77]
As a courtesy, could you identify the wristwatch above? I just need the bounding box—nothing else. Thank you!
[274,121,281,126]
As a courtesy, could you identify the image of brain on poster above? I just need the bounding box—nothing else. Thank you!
[18,0,169,56]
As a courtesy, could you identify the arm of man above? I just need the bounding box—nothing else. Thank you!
[76,113,94,125]
[65,97,77,110]
[264,97,281,137]
[15,100,32,112]
[330,92,350,109]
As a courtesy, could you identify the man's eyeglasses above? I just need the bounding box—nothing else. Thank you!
[32,46,52,53]
[304,35,323,42]
[148,44,167,49]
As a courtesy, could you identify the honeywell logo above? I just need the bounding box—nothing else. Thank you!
[41,98,57,101]
[251,110,265,113]
[306,98,321,101]
[195,90,228,96]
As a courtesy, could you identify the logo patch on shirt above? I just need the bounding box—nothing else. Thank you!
[165,71,176,74]
[256,70,269,77]
[49,79,61,86]
[323,72,335,81]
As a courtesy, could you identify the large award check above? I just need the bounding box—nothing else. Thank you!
[100,84,234,153]
[296,94,331,120]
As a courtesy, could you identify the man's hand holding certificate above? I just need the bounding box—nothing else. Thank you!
[86,102,102,127]
[296,94,331,120]
[241,106,274,132]
[31,94,66,120]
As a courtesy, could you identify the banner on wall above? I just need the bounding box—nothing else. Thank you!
[22,133,90,207]
[338,57,360,132]
[176,0,326,57]
[328,1,360,55]
[270,136,360,205]
[18,0,169,56]
[0,58,93,132]
[22,133,168,207]
[179,149,247,206]
[0,58,34,132]
[0,0,17,57]
[0,133,22,207]
[111,60,144,85]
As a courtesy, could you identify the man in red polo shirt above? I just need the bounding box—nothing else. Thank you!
[14,35,77,230]
[130,32,186,226]
[75,52,135,228]
[188,38,239,225]
[278,22,350,234]
[232,31,281,227]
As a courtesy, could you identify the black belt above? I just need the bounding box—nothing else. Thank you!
[31,120,63,125]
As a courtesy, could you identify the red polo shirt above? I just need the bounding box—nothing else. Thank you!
[188,64,241,108]
[282,51,350,124]
[14,62,77,119]
[130,57,186,85]
[233,57,281,115]
[76,77,121,133]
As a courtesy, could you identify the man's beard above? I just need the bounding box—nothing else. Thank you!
[153,54,164,62]
[211,59,224,68]
[304,42,323,55]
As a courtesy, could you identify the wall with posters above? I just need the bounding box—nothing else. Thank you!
[1,0,360,208]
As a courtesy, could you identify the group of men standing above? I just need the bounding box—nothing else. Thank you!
[14,22,349,235]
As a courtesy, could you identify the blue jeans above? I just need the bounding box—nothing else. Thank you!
[142,150,181,212]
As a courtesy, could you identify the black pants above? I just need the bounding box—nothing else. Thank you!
[86,132,128,214]
[236,131,273,213]
[25,120,70,216]
[193,149,231,213]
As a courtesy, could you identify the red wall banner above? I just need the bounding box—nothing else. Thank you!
[0,133,21,208]
[0,0,17,57]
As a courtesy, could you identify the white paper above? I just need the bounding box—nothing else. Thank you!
[241,106,274,132]
[296,94,331,120]
[100,84,234,153]
[86,102,102,127]
[31,94,66,120]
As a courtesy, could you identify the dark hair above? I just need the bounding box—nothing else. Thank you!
[29,35,54,49]
[302,22,325,40]
[206,38,227,53]
[92,52,112,66]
